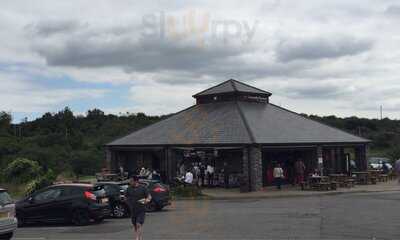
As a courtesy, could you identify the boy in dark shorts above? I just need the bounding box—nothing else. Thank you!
[126,176,151,240]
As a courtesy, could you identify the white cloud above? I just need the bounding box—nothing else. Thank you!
[1,0,400,119]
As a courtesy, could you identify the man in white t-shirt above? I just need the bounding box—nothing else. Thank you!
[206,165,214,186]
[184,170,194,185]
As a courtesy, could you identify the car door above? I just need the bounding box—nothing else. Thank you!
[25,187,63,222]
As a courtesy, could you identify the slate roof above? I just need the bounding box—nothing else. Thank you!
[108,80,369,146]
[193,79,271,97]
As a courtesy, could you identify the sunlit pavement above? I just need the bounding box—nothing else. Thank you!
[15,191,400,240]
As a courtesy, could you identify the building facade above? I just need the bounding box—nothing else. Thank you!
[106,79,369,191]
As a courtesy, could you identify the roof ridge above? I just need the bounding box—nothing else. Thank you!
[231,79,272,95]
[235,101,256,144]
[192,79,233,97]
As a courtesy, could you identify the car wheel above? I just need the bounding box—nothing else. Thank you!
[0,232,13,240]
[71,209,90,226]
[145,201,157,212]
[112,203,127,218]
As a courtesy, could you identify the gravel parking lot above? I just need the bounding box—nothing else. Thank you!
[14,191,400,240]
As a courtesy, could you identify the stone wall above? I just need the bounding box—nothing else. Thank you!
[249,146,263,191]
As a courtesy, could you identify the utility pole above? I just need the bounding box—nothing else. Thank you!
[380,105,383,120]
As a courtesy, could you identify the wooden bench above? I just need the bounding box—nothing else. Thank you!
[378,174,389,182]
[315,182,331,191]
[344,179,355,188]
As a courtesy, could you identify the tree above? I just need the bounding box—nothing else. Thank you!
[2,158,42,183]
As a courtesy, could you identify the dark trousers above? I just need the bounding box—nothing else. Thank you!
[224,174,229,188]
[208,173,214,186]
[275,177,282,189]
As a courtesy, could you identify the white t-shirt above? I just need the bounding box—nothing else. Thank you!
[207,165,214,174]
[185,172,194,184]
[273,167,284,178]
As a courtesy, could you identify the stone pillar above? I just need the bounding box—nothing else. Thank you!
[249,146,263,191]
[241,147,250,192]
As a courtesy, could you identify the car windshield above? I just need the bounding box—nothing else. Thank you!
[0,191,12,206]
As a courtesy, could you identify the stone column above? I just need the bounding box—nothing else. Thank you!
[249,146,263,191]
[241,147,250,192]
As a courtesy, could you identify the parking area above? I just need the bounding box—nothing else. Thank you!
[14,191,400,240]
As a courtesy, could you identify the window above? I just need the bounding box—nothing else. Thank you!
[34,188,62,202]
[0,191,12,206]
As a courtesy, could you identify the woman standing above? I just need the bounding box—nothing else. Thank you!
[273,163,284,190]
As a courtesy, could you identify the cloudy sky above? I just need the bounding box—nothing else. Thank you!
[2,0,400,122]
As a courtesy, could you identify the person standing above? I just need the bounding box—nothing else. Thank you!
[223,161,230,188]
[207,164,215,187]
[199,163,206,186]
[273,163,284,190]
[294,158,306,185]
[184,169,194,185]
[126,176,152,240]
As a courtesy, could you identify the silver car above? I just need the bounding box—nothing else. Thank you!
[0,188,17,240]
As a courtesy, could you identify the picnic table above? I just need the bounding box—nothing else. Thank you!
[308,176,336,191]
[353,171,377,185]
[329,174,355,188]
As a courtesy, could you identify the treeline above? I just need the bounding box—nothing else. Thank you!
[0,108,166,179]
[0,108,400,180]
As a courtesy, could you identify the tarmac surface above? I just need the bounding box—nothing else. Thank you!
[14,190,400,240]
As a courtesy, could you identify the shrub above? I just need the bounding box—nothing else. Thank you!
[24,170,56,196]
[2,158,42,183]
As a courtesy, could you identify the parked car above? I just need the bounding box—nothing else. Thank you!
[94,182,127,218]
[0,188,17,240]
[368,157,393,170]
[16,184,110,226]
[120,180,171,212]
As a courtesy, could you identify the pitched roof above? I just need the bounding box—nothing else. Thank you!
[108,101,252,146]
[107,101,369,146]
[238,102,368,144]
[193,79,271,97]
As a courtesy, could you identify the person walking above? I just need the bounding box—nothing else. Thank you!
[294,158,306,185]
[273,163,284,190]
[126,176,152,240]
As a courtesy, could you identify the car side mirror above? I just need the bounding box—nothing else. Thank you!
[28,197,34,204]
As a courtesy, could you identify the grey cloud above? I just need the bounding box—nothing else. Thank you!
[385,5,400,16]
[281,83,359,99]
[29,20,84,36]
[276,36,373,62]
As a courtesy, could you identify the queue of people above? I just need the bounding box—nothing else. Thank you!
[178,161,233,188]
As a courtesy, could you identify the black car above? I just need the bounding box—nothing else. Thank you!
[94,182,127,218]
[16,184,110,226]
[120,180,171,212]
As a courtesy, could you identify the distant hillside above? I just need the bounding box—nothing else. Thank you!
[0,108,399,178]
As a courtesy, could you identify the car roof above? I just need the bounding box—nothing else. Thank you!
[54,183,93,188]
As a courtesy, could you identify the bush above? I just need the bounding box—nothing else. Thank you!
[2,158,42,183]
[24,170,56,196]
